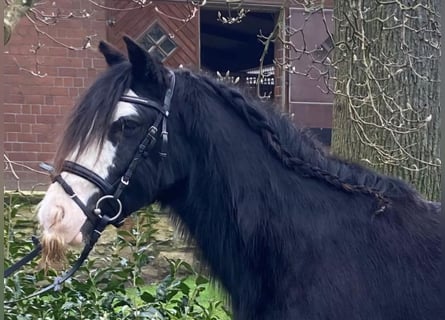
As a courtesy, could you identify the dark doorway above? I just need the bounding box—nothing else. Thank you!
[200,9,277,97]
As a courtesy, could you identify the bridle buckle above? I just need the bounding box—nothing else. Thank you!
[148,126,158,136]
[121,176,130,186]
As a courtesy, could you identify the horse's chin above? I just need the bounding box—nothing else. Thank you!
[39,231,84,271]
[39,232,68,271]
[69,232,84,246]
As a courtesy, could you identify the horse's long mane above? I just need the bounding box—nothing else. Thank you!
[184,71,419,212]
[54,62,133,171]
[55,61,418,210]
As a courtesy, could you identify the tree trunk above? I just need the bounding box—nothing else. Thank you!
[4,0,36,45]
[331,0,441,201]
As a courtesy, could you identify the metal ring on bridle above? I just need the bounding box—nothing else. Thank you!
[94,195,122,222]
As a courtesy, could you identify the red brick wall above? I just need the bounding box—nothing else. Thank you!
[4,0,200,191]
[4,0,333,190]
[4,0,107,190]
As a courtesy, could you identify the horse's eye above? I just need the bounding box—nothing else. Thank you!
[122,119,141,131]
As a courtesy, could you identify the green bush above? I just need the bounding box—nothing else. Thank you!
[4,194,231,320]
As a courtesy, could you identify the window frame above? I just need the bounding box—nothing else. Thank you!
[137,21,177,61]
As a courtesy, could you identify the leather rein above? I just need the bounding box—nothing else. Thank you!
[4,71,175,303]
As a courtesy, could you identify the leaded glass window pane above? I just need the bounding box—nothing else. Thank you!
[159,37,176,55]
[139,35,154,50]
[137,22,177,61]
[147,23,164,42]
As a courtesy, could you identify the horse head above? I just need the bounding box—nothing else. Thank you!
[37,37,190,268]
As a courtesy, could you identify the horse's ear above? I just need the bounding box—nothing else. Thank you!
[98,41,127,66]
[123,35,166,82]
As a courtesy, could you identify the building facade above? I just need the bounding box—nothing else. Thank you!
[4,0,334,190]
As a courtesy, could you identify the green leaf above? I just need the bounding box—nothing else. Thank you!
[195,274,209,286]
[141,307,164,319]
[140,291,155,303]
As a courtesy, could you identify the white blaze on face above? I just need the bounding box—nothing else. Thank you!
[37,90,139,247]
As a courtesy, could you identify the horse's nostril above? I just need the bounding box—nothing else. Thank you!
[69,232,83,245]
[47,205,65,229]
[59,205,66,220]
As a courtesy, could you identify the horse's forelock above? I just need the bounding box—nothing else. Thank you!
[53,63,133,172]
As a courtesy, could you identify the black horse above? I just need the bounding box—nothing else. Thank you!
[39,36,442,320]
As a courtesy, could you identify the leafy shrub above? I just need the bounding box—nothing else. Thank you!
[4,194,231,320]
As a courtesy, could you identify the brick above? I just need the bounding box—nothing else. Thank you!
[7,46,35,55]
[7,152,38,162]
[41,105,61,115]
[21,124,32,133]
[37,153,56,162]
[73,78,84,87]
[40,46,69,57]
[58,67,77,77]
[47,57,84,68]
[4,114,16,122]
[16,114,36,123]
[93,58,107,69]
[22,105,32,114]
[24,95,45,104]
[36,115,57,124]
[5,142,22,152]
[24,86,54,95]
[32,123,52,133]
[6,73,54,86]
[84,77,97,87]
[37,134,55,143]
[31,105,42,114]
[41,143,57,153]
[3,96,25,109]
[56,27,88,39]
[17,133,38,143]
[37,66,55,77]
[53,96,73,106]
[71,50,89,58]
[45,96,54,105]
[63,77,74,87]
[83,58,93,68]
[7,133,18,141]
[52,122,66,130]
[22,143,42,152]
[76,68,88,77]
[69,88,80,97]
[4,104,21,113]
[54,77,64,87]
[4,84,23,95]
[5,123,21,132]
[48,87,69,96]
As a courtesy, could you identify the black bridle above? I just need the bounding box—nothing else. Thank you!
[4,70,175,303]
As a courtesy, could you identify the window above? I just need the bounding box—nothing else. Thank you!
[138,22,177,60]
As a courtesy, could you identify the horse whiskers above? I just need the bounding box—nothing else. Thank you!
[39,233,68,272]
